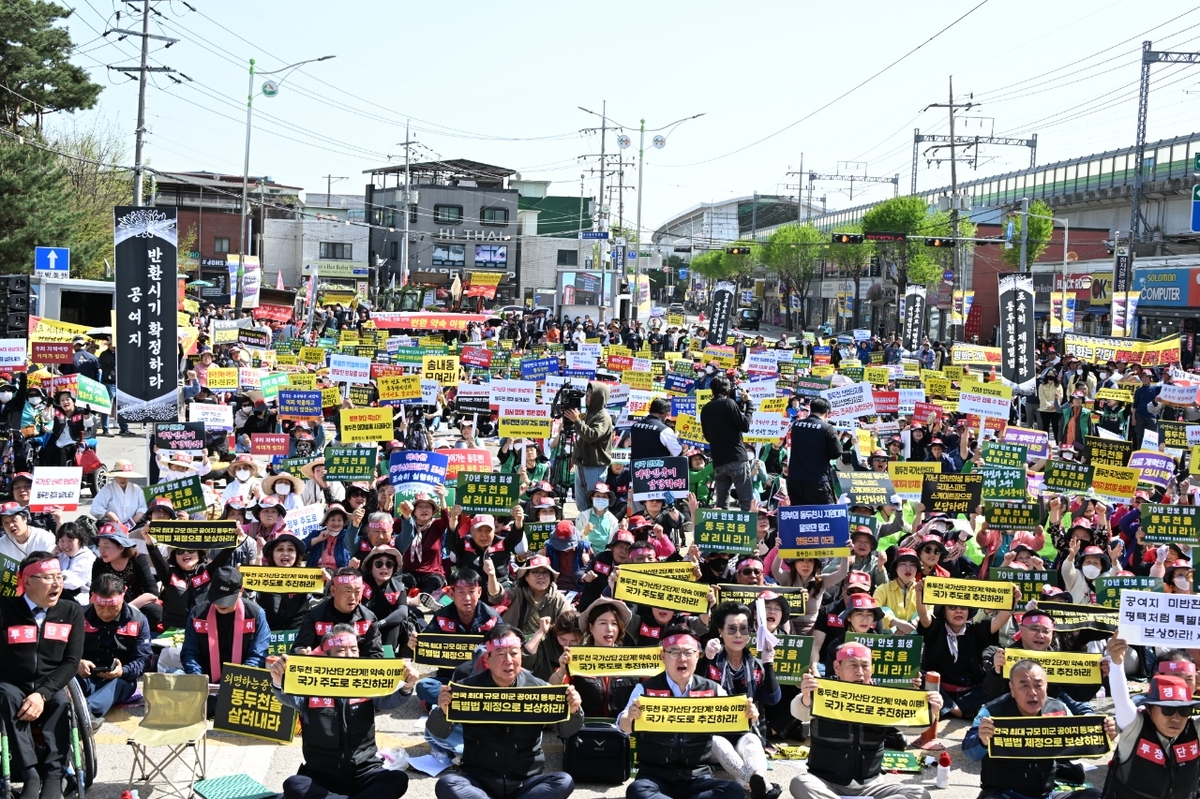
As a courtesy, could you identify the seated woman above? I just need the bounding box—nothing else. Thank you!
[258,533,318,632]
[551,598,639,718]
[358,545,415,656]
[54,521,95,604]
[144,524,236,631]
[492,555,571,680]
[91,523,162,632]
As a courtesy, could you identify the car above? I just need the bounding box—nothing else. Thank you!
[493,304,527,319]
[667,303,686,316]
[735,307,762,331]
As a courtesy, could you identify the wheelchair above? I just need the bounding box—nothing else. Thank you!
[0,679,97,799]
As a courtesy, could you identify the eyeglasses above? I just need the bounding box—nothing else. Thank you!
[373,560,396,570]
[663,648,699,659]
[529,570,552,578]
[1021,626,1053,636]
[920,547,942,555]
[1158,705,1194,718]
[723,625,751,635]
[28,573,65,583]
[739,568,762,577]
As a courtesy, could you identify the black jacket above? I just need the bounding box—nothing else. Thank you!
[82,603,153,680]
[788,415,841,485]
[292,598,383,658]
[699,395,751,467]
[0,596,84,698]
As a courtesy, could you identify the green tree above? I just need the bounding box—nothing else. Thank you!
[755,224,825,331]
[827,224,874,327]
[860,196,944,294]
[53,121,131,279]
[1,0,103,133]
[0,136,77,273]
[999,200,1055,270]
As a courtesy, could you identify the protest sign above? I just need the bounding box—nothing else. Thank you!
[981,466,1027,502]
[388,450,449,493]
[283,504,324,539]
[377,375,422,403]
[990,568,1054,603]
[1158,383,1199,407]
[716,585,807,618]
[497,404,552,439]
[28,467,82,511]
[283,655,411,697]
[744,412,788,444]
[957,380,1012,420]
[239,567,326,594]
[821,382,875,419]
[567,646,664,678]
[415,634,485,668]
[339,408,393,443]
[74,374,111,413]
[0,553,17,597]
[31,342,73,365]
[299,346,326,365]
[871,390,899,415]
[1094,575,1163,608]
[777,504,850,559]
[423,355,459,386]
[454,385,491,417]
[148,520,240,549]
[329,353,371,384]
[1127,451,1174,490]
[250,433,290,456]
[278,390,323,420]
[1120,590,1200,646]
[285,372,315,391]
[983,443,1027,469]
[1003,426,1050,461]
[845,633,923,688]
[613,570,709,613]
[522,521,557,554]
[1062,333,1180,367]
[812,680,931,727]
[983,501,1040,532]
[1035,601,1119,635]
[920,473,984,515]
[489,379,538,407]
[1091,463,1141,504]
[446,683,571,725]
[1085,436,1133,467]
[675,413,709,450]
[259,372,290,402]
[324,447,378,481]
[618,561,700,582]
[205,367,238,391]
[1140,503,1200,546]
[1157,420,1200,449]
[457,472,520,514]
[635,696,750,734]
[439,449,492,480]
[881,751,923,773]
[888,462,941,502]
[1043,460,1093,495]
[694,509,756,553]
[770,635,815,685]
[630,456,689,502]
[987,715,1111,759]
[922,577,1015,610]
[1002,649,1101,683]
[268,629,298,657]
[142,474,206,513]
[153,422,206,453]
[214,664,296,743]
[842,472,895,508]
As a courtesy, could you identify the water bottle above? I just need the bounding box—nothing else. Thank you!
[935,751,951,789]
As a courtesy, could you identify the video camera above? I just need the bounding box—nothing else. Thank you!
[551,384,587,435]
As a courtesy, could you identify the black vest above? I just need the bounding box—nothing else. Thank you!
[979,694,1069,798]
[572,672,641,719]
[458,670,553,786]
[807,683,890,785]
[1103,713,1200,799]
[635,672,722,780]
[296,694,378,780]
[631,416,673,460]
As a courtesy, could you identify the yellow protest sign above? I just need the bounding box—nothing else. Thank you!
[1095,388,1134,404]
[668,314,685,327]
[1191,446,1200,476]
[614,569,708,613]
[622,370,653,391]
[925,377,951,398]
[943,365,965,381]
[423,355,459,387]
[812,365,835,378]
[922,577,1015,610]
[283,655,410,697]
[618,561,699,582]
[856,429,875,459]
[1091,463,1141,504]
[320,387,341,408]
[287,373,317,390]
[759,397,788,415]
[276,354,299,367]
[961,379,1013,400]
[675,413,709,447]
[696,389,713,414]
[446,684,571,725]
[921,369,946,381]
[703,345,737,370]
[498,407,552,439]
[1002,649,1102,684]
[635,696,750,734]
[339,407,393,443]
[567,646,663,678]
[864,366,890,386]
[888,462,941,501]
[238,567,326,594]
[300,347,326,365]
[177,311,192,326]
[339,329,359,345]
[606,344,632,359]
[377,375,421,402]
[205,368,238,391]
[812,680,931,727]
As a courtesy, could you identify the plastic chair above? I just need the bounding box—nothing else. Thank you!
[127,674,209,799]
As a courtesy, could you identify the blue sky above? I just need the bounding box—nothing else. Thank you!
[56,0,1200,235]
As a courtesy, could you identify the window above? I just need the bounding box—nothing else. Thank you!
[409,206,418,224]
[432,244,465,268]
[390,241,398,260]
[434,205,463,225]
[475,245,507,266]
[320,242,353,260]
[214,237,230,253]
[556,249,578,266]
[480,207,508,226]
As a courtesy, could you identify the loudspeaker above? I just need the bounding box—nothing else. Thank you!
[0,276,30,294]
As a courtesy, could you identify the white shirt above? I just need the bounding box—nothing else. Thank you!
[221,477,261,504]
[92,481,148,526]
[0,527,56,563]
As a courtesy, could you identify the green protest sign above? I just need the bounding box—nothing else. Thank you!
[524,521,557,553]
[275,457,311,478]
[457,472,520,514]
[1094,575,1163,609]
[0,553,19,597]
[982,466,1027,501]
[983,442,1027,470]
[142,474,205,513]
[268,629,298,656]
[694,509,756,553]
[881,751,922,773]
[990,568,1054,603]
[1140,503,1200,546]
[771,635,815,685]
[323,447,378,481]
[1043,460,1093,495]
[983,500,1040,532]
[260,372,290,401]
[845,633,923,687]
[75,374,112,413]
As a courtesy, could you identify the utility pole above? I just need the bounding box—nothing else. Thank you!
[1018,197,1030,273]
[399,121,415,288]
[322,174,348,203]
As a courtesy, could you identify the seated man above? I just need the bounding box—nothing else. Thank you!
[411,568,501,708]
[789,642,940,799]
[77,574,153,730]
[270,624,418,799]
[292,567,383,658]
[964,659,1114,799]
[429,624,583,799]
[617,626,755,799]
[0,553,84,799]
[179,565,269,711]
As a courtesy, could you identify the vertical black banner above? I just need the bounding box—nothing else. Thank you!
[997,273,1036,394]
[902,286,926,352]
[1112,246,1132,293]
[707,280,735,345]
[114,206,179,422]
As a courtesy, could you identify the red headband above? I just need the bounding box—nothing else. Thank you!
[661,633,700,650]
[333,575,363,586]
[485,634,523,652]
[1158,660,1197,676]
[836,643,872,662]
[740,559,764,571]
[92,595,123,607]
[320,634,357,652]
[17,559,60,596]
[1020,615,1055,629]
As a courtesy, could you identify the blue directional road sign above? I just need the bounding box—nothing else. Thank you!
[34,246,70,277]
[580,230,609,240]
[677,268,688,279]
[1192,186,1200,233]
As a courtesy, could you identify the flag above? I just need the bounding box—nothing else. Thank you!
[276,271,284,290]
[389,271,396,292]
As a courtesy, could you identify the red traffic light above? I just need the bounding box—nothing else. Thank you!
[725,247,752,255]
[831,233,864,245]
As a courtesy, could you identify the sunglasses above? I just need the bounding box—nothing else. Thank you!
[739,568,763,576]
[1157,705,1194,718]
[920,547,942,555]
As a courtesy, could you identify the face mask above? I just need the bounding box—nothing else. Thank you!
[1099,372,1108,380]
[0,392,13,404]
[236,469,251,482]
[706,366,715,374]
[592,498,609,511]
[29,398,42,407]
[1174,576,1192,592]
[1081,564,1101,580]
[539,514,556,523]
[276,484,292,496]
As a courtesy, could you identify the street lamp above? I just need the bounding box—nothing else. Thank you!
[1022,209,1071,335]
[235,54,335,312]
[633,114,704,278]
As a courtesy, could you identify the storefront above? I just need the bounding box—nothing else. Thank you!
[1131,262,1200,340]
[301,261,370,294]
[1032,264,1113,337]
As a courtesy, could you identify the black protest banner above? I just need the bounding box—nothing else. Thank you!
[707,281,736,346]
[1140,503,1200,546]
[771,635,815,685]
[845,633,923,688]
[842,472,895,508]
[457,473,520,514]
[142,474,206,513]
[446,683,571,725]
[237,328,272,350]
[902,286,926,353]
[1094,575,1163,609]
[149,520,240,549]
[631,456,689,502]
[415,633,485,669]
[990,568,1054,603]
[1035,601,1119,634]
[983,442,1027,469]
[716,584,807,618]
[324,447,378,481]
[981,466,1027,501]
[694,510,756,553]
[153,422,206,452]
[987,715,1111,760]
[997,273,1036,394]
[1157,421,1196,450]
[214,663,296,743]
[114,206,179,422]
[1043,460,1093,495]
[1085,437,1133,467]
[984,500,1041,532]
[920,473,984,515]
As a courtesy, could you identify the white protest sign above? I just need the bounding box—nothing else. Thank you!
[329,354,371,384]
[421,379,440,405]
[821,381,875,419]
[1142,428,1159,450]
[578,343,602,361]
[1119,589,1200,647]
[897,388,926,415]
[745,412,788,443]
[239,367,266,389]
[742,380,777,404]
[632,357,652,374]
[29,466,83,511]
[627,389,654,418]
[745,352,778,375]
[284,504,324,538]
[957,381,1013,420]
[190,402,233,431]
[489,379,538,406]
[0,339,25,369]
[565,353,598,372]
[607,383,631,407]
[1159,383,1200,407]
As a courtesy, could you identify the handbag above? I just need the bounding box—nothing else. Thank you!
[562,721,630,785]
[75,443,103,472]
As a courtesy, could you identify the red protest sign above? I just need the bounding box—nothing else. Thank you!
[250,433,291,456]
[437,448,492,480]
[912,401,944,426]
[607,355,633,372]
[460,346,492,368]
[965,414,1008,435]
[872,391,899,415]
[31,342,73,365]
[370,363,408,378]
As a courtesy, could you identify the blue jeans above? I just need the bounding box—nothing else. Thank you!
[78,675,136,717]
[574,464,605,515]
[417,677,463,757]
[100,384,129,434]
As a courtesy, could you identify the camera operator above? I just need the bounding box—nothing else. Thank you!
[561,383,613,515]
[699,376,754,512]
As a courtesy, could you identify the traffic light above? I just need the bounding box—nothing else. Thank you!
[924,237,953,247]
[725,247,752,255]
[831,233,864,245]
[0,276,30,339]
